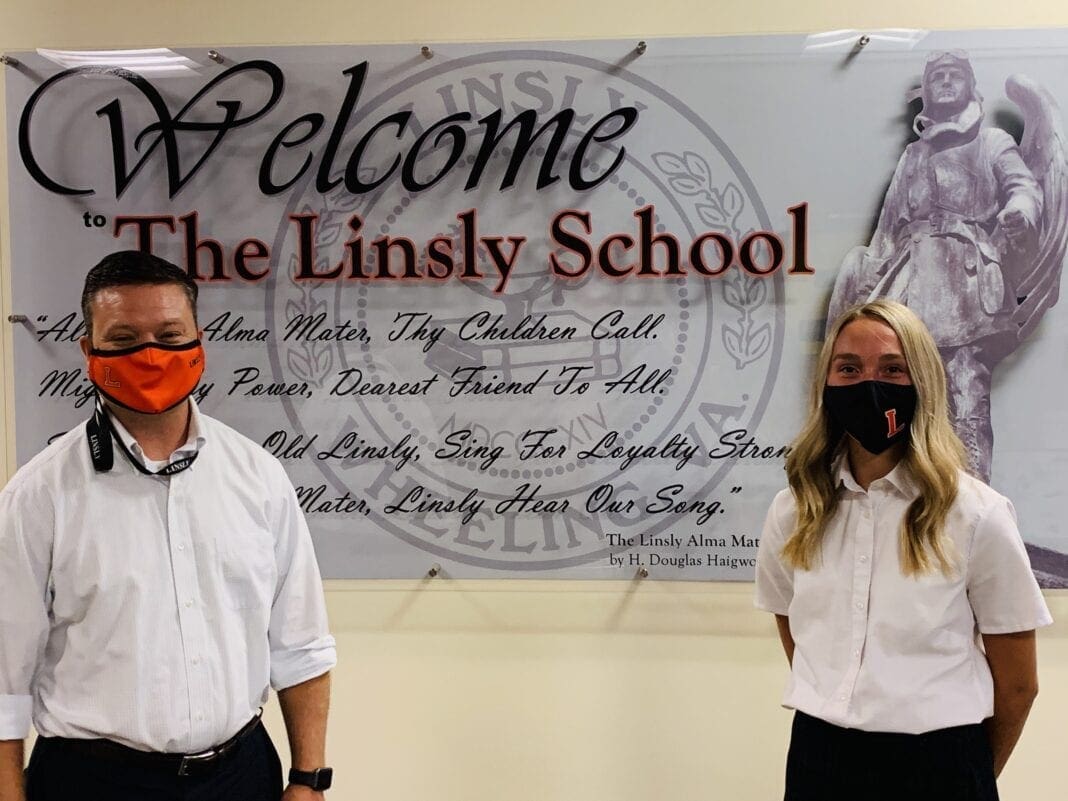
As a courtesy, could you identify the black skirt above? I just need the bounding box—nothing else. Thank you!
[785,711,999,801]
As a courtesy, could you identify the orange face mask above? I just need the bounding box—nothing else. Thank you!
[87,340,206,414]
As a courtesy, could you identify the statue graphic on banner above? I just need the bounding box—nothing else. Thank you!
[829,51,1068,481]
[828,51,1068,586]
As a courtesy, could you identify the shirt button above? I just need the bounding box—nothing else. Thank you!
[185,600,194,608]
[839,694,847,701]
[177,543,185,552]
[855,601,865,610]
[853,649,861,657]
[197,713,204,722]
[859,555,868,563]
[191,656,200,665]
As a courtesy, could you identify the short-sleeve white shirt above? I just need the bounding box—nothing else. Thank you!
[755,460,1052,734]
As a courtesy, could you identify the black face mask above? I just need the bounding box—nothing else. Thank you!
[823,381,918,455]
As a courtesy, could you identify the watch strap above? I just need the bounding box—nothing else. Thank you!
[288,767,333,791]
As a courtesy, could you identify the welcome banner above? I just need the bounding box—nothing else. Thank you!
[6,31,1068,582]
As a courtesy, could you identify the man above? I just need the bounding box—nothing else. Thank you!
[0,250,336,801]
[827,51,1045,482]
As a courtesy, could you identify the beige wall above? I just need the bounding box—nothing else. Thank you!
[1,2,1067,799]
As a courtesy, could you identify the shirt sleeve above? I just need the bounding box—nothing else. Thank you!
[754,489,795,616]
[966,496,1053,635]
[0,477,53,739]
[266,462,337,690]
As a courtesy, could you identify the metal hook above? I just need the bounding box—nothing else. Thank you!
[0,55,20,68]
[857,35,871,48]
[207,50,224,64]
[427,563,442,578]
[421,46,433,60]
[635,566,649,579]
[635,41,647,56]
[7,314,28,323]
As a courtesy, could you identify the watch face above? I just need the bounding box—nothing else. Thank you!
[315,768,334,790]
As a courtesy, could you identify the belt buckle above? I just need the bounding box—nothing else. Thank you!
[177,748,219,776]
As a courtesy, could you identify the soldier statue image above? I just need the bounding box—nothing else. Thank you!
[827,50,1068,586]
[829,51,1068,481]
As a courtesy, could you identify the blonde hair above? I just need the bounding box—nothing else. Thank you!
[781,300,967,576]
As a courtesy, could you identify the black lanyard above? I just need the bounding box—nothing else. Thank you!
[86,401,199,477]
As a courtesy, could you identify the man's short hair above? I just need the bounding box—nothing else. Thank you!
[81,250,198,338]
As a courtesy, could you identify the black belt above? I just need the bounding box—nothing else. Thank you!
[45,711,263,777]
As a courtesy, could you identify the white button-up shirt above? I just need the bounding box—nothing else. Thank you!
[755,461,1052,734]
[0,401,336,752]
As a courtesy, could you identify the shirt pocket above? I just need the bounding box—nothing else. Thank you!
[216,528,277,612]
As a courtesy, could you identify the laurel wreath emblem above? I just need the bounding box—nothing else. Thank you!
[652,150,770,369]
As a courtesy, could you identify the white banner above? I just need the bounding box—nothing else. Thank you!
[6,32,1068,582]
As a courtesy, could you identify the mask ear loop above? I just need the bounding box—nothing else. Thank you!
[85,395,115,473]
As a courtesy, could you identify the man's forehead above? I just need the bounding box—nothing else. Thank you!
[928,64,968,77]
[87,283,196,329]
[90,283,188,304]
[923,57,972,84]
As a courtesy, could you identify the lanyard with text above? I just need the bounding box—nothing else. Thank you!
[86,400,199,477]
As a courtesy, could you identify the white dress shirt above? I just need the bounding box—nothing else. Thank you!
[0,401,336,752]
[755,460,1052,734]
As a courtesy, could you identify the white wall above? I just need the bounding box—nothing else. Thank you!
[1,3,1066,799]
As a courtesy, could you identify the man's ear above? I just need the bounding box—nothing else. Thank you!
[79,335,91,360]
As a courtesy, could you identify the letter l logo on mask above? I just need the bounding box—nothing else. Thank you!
[885,408,905,437]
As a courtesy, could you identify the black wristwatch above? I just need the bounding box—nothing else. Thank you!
[288,767,333,791]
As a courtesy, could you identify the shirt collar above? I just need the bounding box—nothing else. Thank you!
[107,398,207,467]
[835,455,919,499]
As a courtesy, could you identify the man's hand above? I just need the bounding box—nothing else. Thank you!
[282,784,325,801]
[997,207,1031,247]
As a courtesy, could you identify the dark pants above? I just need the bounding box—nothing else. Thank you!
[25,724,283,801]
[785,711,999,801]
